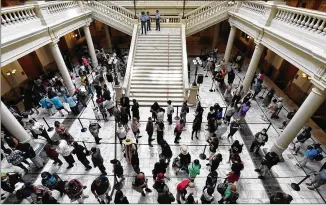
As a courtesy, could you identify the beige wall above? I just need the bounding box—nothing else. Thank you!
[1,60,28,90]
[35,45,54,67]
[292,70,313,93]
[264,49,283,69]
[1,72,12,95]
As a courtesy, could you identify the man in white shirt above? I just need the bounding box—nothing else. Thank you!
[157,108,165,123]
[29,120,54,144]
[116,124,126,145]
[103,99,115,116]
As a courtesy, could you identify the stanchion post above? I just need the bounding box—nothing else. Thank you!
[199,144,207,160]
[91,97,96,107]
[266,122,272,132]
[42,117,54,132]
[78,118,87,132]
[291,175,310,191]
[174,106,180,120]
[259,87,267,99]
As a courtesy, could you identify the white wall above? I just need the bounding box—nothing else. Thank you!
[1,72,12,95]
[292,70,312,93]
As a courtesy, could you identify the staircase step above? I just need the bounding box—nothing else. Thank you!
[131,81,183,85]
[131,84,183,89]
[130,93,184,98]
[131,77,183,81]
[136,47,181,51]
[135,56,182,60]
[132,73,183,78]
[138,35,180,38]
[137,40,181,44]
[137,44,181,47]
[130,96,185,103]
[136,50,181,53]
[132,70,182,74]
[133,67,182,70]
[130,89,183,93]
[134,59,182,63]
[134,62,182,67]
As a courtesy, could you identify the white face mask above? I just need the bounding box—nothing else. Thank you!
[262,131,266,134]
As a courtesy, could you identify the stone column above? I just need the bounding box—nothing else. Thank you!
[224,25,236,64]
[242,42,264,92]
[270,87,326,156]
[49,40,75,96]
[83,23,98,68]
[1,101,31,143]
[104,25,112,48]
[212,23,220,50]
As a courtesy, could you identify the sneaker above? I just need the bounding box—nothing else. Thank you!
[177,200,182,204]
[137,136,143,139]
[58,163,63,166]
[305,182,312,186]
[174,141,179,144]
[83,195,89,198]
[61,114,64,117]
[141,191,146,196]
[67,165,74,169]
[206,163,211,166]
[145,188,152,193]
[85,166,92,171]
[258,176,265,179]
[149,144,153,147]
[254,169,261,172]
[307,186,315,190]
[53,161,58,165]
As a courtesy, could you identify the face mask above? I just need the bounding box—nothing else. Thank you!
[262,131,266,134]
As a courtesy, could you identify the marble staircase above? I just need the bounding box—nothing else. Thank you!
[129,29,184,106]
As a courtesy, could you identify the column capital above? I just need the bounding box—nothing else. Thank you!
[254,39,264,49]
[49,38,59,47]
[310,78,326,94]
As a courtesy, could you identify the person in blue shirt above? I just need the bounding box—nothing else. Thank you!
[50,96,70,117]
[39,95,54,116]
[140,11,147,35]
[155,10,161,31]
[64,95,78,115]
[146,11,151,31]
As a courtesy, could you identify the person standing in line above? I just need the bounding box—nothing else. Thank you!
[296,144,322,168]
[176,179,195,204]
[64,179,89,204]
[167,100,174,125]
[89,121,103,144]
[191,115,201,140]
[188,159,201,182]
[306,169,326,190]
[293,127,312,155]
[117,123,127,145]
[120,93,131,120]
[238,101,250,120]
[146,11,151,31]
[279,109,296,130]
[146,117,155,147]
[110,159,125,182]
[262,88,275,107]
[231,85,243,107]
[151,102,160,122]
[160,140,173,165]
[29,120,55,144]
[174,119,184,144]
[54,121,75,144]
[255,151,280,179]
[50,95,70,117]
[5,149,30,173]
[152,158,168,180]
[227,69,235,86]
[131,117,142,144]
[227,119,240,139]
[228,140,243,163]
[44,144,63,166]
[180,101,189,127]
[224,102,236,125]
[157,108,165,123]
[131,99,140,121]
[132,172,152,196]
[114,190,129,204]
[91,175,111,204]
[155,10,161,31]
[71,142,92,171]
[91,147,107,175]
[250,128,268,155]
[252,79,263,99]
[41,172,66,197]
[56,140,75,169]
[207,137,219,160]
[140,11,147,35]
[156,120,165,144]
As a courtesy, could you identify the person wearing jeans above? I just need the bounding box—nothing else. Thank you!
[5,149,30,173]
[176,179,195,204]
[140,11,147,35]
[174,120,184,144]
[306,169,326,190]
[155,10,161,31]
[167,100,174,125]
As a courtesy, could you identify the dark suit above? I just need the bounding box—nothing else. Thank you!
[120,97,131,119]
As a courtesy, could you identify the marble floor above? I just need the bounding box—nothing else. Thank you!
[1,53,326,204]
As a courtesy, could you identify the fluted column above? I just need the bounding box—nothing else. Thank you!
[49,40,75,96]
[1,101,31,143]
[270,87,326,156]
[83,23,98,68]
[224,25,236,64]
[242,42,264,92]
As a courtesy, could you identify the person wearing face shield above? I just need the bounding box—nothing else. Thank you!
[250,128,268,155]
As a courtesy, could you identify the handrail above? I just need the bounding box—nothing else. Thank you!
[181,24,189,100]
[1,5,38,27]
[1,4,35,13]
[122,22,139,96]
[148,15,181,23]
[184,1,226,19]
[98,0,136,18]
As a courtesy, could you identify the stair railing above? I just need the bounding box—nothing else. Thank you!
[184,1,237,34]
[122,21,139,96]
[184,1,226,19]
[98,0,136,19]
[181,24,189,101]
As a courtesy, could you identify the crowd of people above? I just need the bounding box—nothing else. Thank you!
[1,46,326,205]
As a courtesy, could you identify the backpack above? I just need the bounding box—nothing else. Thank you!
[313,153,324,161]
[287,111,295,119]
[217,182,227,195]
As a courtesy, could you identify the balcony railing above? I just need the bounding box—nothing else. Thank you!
[98,0,136,19]
[184,1,227,19]
[239,1,267,16]
[148,15,181,23]
[46,1,78,14]
[273,5,326,36]
[1,4,38,27]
